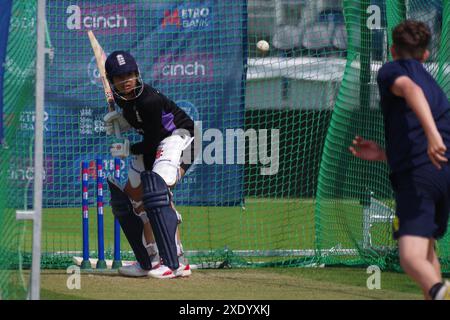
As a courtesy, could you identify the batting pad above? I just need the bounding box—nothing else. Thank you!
[141,171,179,271]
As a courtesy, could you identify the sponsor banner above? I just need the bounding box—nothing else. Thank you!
[161,5,213,30]
[41,0,246,207]
[152,53,214,83]
[65,3,136,35]
[0,0,13,144]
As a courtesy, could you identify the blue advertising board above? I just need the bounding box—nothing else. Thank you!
[41,1,246,207]
[0,0,13,145]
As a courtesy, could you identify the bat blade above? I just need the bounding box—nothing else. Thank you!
[87,30,121,138]
[87,30,115,111]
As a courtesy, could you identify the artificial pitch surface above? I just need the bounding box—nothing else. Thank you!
[34,267,422,300]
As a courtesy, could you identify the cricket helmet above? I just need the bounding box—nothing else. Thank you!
[105,50,143,100]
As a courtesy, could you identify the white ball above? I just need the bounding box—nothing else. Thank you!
[256,40,270,52]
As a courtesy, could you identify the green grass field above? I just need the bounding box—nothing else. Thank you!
[24,198,384,254]
[9,197,448,300]
[21,198,320,256]
[33,267,422,300]
[13,197,448,271]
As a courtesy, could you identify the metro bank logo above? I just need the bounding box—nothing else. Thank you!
[161,7,212,29]
[66,4,136,34]
[162,10,181,28]
[153,53,213,83]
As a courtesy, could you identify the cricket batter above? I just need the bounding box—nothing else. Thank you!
[103,51,196,279]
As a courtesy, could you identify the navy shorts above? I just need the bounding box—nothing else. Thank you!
[389,163,450,240]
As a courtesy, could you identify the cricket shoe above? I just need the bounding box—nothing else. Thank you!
[148,263,192,279]
[434,281,450,300]
[175,263,192,277]
[118,262,151,277]
[177,255,192,277]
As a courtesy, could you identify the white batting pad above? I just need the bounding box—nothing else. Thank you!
[152,133,193,186]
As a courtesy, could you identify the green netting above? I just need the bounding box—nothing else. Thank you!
[316,0,450,271]
[1,1,450,299]
[0,1,36,299]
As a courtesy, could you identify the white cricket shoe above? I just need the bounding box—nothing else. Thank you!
[118,262,151,277]
[148,265,176,279]
[176,263,192,277]
[434,281,450,300]
[177,255,191,277]
[148,263,192,279]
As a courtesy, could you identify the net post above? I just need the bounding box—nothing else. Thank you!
[28,0,46,300]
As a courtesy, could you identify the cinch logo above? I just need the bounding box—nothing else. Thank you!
[66,4,136,34]
[162,7,211,29]
[162,61,205,76]
[153,54,213,83]
[7,157,53,184]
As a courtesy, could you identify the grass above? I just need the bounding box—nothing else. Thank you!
[34,267,422,300]
[21,198,320,255]
[7,197,450,300]
[23,198,377,254]
[12,197,447,272]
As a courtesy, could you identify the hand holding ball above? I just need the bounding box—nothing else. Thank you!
[257,40,270,53]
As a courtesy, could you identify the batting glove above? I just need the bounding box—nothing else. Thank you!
[103,111,131,136]
[110,138,130,158]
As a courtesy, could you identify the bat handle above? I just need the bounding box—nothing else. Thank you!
[113,120,122,139]
[108,100,122,139]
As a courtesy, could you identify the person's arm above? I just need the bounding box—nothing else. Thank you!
[349,136,387,161]
[390,76,448,169]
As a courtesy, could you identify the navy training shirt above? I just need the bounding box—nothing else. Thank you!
[377,59,450,173]
[114,84,195,170]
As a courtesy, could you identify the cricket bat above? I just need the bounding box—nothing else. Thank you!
[87,30,122,138]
